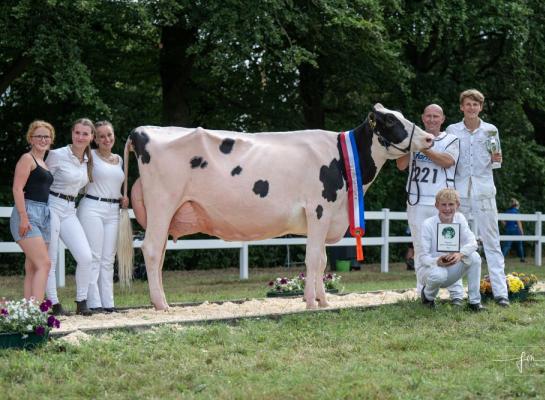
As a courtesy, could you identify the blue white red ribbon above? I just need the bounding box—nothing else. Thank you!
[340,130,365,261]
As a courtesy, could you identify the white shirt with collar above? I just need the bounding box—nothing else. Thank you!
[46,145,89,197]
[445,119,500,200]
[419,212,478,268]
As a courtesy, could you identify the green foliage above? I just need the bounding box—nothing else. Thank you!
[1,0,545,271]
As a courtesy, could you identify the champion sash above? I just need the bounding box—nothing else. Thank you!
[339,130,365,261]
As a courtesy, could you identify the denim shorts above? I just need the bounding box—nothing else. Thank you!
[10,199,51,243]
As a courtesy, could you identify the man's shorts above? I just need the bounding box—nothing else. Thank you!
[10,199,51,243]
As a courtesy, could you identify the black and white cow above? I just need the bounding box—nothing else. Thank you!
[121,104,433,310]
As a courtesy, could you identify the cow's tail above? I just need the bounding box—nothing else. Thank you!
[116,137,134,288]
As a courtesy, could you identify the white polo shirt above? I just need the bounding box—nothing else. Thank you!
[419,212,478,268]
[445,119,500,200]
[46,146,89,197]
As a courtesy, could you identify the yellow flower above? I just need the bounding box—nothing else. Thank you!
[506,275,524,293]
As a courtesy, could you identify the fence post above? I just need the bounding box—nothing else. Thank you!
[56,242,66,288]
[381,208,390,273]
[535,212,542,267]
[240,243,249,279]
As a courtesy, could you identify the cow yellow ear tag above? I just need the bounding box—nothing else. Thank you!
[340,130,366,262]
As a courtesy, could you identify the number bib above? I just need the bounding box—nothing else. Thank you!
[406,132,459,205]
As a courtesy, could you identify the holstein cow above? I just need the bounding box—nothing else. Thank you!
[121,104,433,310]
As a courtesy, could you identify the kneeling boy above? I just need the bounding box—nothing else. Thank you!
[420,188,484,311]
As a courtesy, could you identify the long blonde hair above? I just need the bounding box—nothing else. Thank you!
[72,118,95,182]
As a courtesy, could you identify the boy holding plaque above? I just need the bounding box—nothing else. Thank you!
[420,188,485,311]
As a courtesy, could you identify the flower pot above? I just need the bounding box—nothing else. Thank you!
[266,289,339,298]
[266,290,304,298]
[509,288,530,302]
[0,331,49,350]
[480,288,531,303]
[336,260,351,272]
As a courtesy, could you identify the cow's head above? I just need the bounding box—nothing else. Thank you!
[369,103,433,156]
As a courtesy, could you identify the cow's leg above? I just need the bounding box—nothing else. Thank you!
[315,246,329,308]
[141,213,171,311]
[304,222,329,310]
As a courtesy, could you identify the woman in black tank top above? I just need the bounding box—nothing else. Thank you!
[10,120,56,302]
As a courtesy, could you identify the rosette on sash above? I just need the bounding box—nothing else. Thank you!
[339,130,365,261]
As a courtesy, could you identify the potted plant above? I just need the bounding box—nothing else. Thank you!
[480,272,538,302]
[267,273,342,297]
[0,298,60,350]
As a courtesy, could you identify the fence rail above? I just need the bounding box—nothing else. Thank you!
[1,206,542,287]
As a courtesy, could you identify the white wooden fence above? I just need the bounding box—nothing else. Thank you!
[1,206,542,287]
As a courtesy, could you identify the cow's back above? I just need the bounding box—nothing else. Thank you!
[132,127,348,241]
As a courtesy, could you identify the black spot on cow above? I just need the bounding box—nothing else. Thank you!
[319,159,344,202]
[231,165,242,176]
[253,180,269,198]
[316,205,323,220]
[220,138,235,154]
[130,129,151,164]
[190,156,207,169]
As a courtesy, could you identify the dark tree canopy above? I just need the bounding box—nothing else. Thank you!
[1,0,545,267]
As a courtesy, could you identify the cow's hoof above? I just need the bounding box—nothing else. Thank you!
[317,300,330,308]
[305,301,318,310]
[154,303,170,311]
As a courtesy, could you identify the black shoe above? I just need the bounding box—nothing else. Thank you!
[89,307,103,313]
[496,298,510,308]
[421,286,435,308]
[406,258,415,271]
[103,307,117,313]
[520,259,526,263]
[468,303,486,312]
[51,303,72,316]
[75,300,93,316]
[451,298,464,307]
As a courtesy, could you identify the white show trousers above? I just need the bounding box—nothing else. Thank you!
[422,252,482,304]
[77,198,119,308]
[46,195,93,304]
[459,197,508,299]
[407,204,465,299]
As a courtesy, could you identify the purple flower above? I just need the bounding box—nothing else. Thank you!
[326,273,333,280]
[47,315,60,329]
[299,273,305,279]
[35,326,46,336]
[280,278,288,285]
[1,308,7,316]
[268,281,274,286]
[40,301,51,312]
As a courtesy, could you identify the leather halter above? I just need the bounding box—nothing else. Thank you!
[368,112,415,154]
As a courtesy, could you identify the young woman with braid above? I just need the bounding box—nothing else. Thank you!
[46,118,95,316]
[77,121,128,313]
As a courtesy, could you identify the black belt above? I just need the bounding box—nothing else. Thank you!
[49,191,77,202]
[84,194,120,204]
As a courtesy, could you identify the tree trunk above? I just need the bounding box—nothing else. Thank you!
[298,61,325,129]
[159,22,198,126]
[522,102,545,145]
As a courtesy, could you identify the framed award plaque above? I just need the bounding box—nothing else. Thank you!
[437,223,460,252]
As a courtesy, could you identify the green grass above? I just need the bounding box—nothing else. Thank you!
[1,296,544,399]
[0,259,543,399]
[0,258,540,309]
